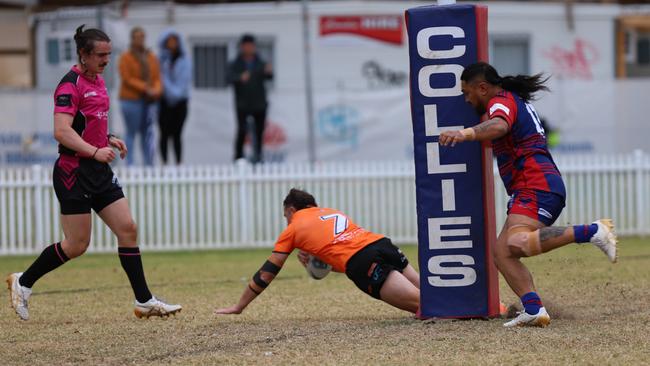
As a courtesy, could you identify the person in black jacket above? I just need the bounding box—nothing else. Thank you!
[228,34,273,163]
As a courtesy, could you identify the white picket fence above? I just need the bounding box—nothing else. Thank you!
[1,151,649,255]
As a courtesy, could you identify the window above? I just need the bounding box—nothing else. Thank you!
[625,31,650,77]
[46,38,75,65]
[192,37,274,89]
[637,38,650,65]
[624,30,636,63]
[490,36,530,76]
[193,44,228,88]
[63,38,73,62]
[255,42,274,69]
[46,38,59,65]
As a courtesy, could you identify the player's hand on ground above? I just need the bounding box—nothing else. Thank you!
[93,147,116,163]
[215,305,243,315]
[297,250,309,267]
[439,130,466,147]
[109,136,128,159]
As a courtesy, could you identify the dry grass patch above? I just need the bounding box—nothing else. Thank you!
[1,238,649,365]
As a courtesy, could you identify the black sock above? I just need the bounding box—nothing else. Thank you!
[19,242,69,288]
[118,247,153,303]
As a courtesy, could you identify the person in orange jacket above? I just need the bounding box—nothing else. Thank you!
[118,27,162,166]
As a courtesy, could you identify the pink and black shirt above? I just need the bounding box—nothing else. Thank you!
[53,65,110,162]
[53,65,115,193]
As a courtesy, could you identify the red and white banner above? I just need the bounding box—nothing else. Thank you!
[319,15,403,46]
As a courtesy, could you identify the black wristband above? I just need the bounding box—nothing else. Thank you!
[252,271,268,289]
[91,147,99,159]
[261,260,281,275]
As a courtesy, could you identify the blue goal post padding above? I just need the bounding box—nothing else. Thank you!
[405,4,500,318]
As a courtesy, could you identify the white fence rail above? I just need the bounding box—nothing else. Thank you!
[1,151,649,255]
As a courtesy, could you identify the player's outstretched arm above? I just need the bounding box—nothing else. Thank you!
[439,117,509,147]
[215,252,288,315]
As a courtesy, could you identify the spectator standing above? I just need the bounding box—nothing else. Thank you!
[158,30,191,165]
[119,27,161,166]
[228,34,273,163]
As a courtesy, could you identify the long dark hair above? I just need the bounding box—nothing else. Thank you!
[461,62,549,101]
[73,24,110,63]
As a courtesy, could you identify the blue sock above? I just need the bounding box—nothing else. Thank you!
[573,223,599,243]
[521,292,543,315]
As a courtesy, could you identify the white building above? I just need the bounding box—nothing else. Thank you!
[0,1,648,166]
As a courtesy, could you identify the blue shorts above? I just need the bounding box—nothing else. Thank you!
[507,190,565,226]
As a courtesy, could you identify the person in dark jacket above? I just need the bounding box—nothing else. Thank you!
[228,34,273,163]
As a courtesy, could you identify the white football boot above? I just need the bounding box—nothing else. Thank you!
[134,296,182,319]
[6,272,32,321]
[503,307,551,328]
[589,219,618,263]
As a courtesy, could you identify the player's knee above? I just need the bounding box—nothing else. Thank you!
[506,232,528,256]
[493,237,511,264]
[408,288,420,310]
[399,285,420,313]
[118,220,138,243]
[63,238,90,258]
[506,231,541,257]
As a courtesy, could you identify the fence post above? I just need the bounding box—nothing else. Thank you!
[634,149,646,236]
[32,165,44,249]
[237,160,252,245]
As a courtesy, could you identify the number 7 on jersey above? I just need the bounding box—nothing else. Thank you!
[320,214,349,235]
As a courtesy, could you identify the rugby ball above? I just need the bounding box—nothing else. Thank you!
[306,255,332,280]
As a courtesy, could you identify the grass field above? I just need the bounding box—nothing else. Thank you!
[1,238,649,365]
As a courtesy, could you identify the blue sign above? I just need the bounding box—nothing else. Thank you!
[318,104,359,149]
[406,4,497,318]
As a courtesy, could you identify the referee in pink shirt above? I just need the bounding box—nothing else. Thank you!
[6,25,181,321]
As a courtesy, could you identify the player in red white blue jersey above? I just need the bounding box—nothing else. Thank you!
[6,25,180,321]
[440,62,618,327]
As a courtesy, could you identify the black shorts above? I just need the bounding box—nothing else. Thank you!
[345,237,409,299]
[52,157,125,215]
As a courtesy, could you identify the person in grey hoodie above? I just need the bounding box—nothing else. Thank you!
[158,29,191,165]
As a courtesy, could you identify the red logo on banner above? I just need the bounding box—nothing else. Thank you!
[244,120,287,148]
[542,39,599,80]
[319,15,403,45]
[263,121,287,147]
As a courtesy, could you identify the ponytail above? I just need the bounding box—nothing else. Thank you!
[461,62,549,101]
[499,74,549,101]
[74,24,110,63]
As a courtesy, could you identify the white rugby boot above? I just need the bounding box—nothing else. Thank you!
[590,219,618,263]
[134,296,182,319]
[503,307,551,328]
[6,272,32,321]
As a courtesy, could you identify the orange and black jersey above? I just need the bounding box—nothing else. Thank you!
[273,207,384,273]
